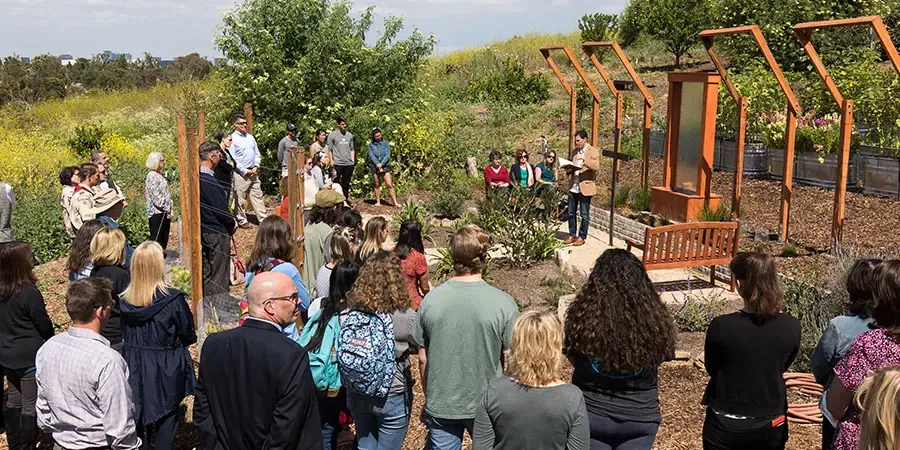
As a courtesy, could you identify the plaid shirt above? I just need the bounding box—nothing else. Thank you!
[36,327,141,450]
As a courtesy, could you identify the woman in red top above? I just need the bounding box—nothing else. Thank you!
[394,219,429,310]
[483,150,510,196]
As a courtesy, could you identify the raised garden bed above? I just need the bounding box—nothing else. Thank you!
[769,148,859,189]
[650,129,665,157]
[859,145,900,197]
[714,138,769,176]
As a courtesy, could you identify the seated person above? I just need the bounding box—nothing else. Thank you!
[508,149,535,189]
[483,150,510,195]
[535,151,559,188]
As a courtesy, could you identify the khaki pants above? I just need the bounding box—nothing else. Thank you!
[233,171,267,224]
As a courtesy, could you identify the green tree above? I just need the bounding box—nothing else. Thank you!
[579,13,619,43]
[165,53,213,82]
[619,0,648,46]
[646,0,709,68]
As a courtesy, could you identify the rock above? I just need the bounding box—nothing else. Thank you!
[465,206,479,216]
[557,294,576,322]
[674,350,691,361]
[555,247,572,270]
[429,218,442,227]
[465,157,479,178]
[441,218,455,228]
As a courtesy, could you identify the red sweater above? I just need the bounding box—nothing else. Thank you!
[484,165,510,187]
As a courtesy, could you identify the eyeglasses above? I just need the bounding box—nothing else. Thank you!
[266,292,299,304]
[236,121,248,126]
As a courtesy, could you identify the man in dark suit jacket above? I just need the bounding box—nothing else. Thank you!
[193,272,321,450]
[198,141,237,298]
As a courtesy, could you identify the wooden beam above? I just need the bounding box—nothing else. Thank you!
[287,147,306,270]
[176,116,190,266]
[243,103,254,134]
[703,39,740,103]
[732,98,747,218]
[751,27,801,114]
[591,99,599,148]
[699,25,757,37]
[569,90,577,158]
[586,52,618,95]
[832,99,853,247]
[185,128,204,326]
[794,16,879,31]
[642,100,651,189]
[795,28,844,107]
[872,16,900,76]
[614,93,624,175]
[541,51,573,95]
[780,109,798,241]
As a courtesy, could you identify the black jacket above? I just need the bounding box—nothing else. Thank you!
[200,170,236,235]
[121,288,197,425]
[0,285,54,369]
[193,318,322,450]
[90,264,130,345]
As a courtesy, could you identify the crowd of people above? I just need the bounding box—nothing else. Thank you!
[3,112,900,450]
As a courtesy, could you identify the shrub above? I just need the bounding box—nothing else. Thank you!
[671,286,729,332]
[780,243,801,258]
[486,186,561,268]
[10,189,71,264]
[172,266,192,297]
[614,185,632,208]
[395,198,431,241]
[431,175,469,218]
[465,57,550,105]
[632,188,652,212]
[697,203,731,222]
[69,123,106,160]
[432,247,492,283]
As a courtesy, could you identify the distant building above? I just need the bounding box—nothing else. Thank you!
[59,54,75,66]
[160,60,175,68]
[19,56,30,63]
[99,50,133,62]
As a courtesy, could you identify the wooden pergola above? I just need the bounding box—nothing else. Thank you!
[699,25,801,240]
[793,16,900,247]
[582,41,655,188]
[539,46,602,156]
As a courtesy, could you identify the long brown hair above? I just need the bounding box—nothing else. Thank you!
[346,251,408,313]
[872,260,900,334]
[0,242,37,299]
[67,219,107,275]
[358,216,388,263]
[730,252,783,320]
[247,216,295,272]
[564,249,676,373]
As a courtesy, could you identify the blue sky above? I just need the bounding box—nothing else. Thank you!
[0,0,627,59]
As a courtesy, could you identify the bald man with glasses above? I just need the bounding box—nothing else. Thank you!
[193,272,322,450]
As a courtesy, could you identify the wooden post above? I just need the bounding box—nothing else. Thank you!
[832,99,853,247]
[198,106,206,142]
[732,97,748,218]
[287,147,306,269]
[243,103,253,134]
[176,117,190,266]
[642,100,651,189]
[186,129,204,326]
[591,98,599,148]
[614,93,624,175]
[780,108,798,241]
[569,90,577,158]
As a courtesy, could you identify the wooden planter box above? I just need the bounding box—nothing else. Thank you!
[714,139,769,176]
[769,148,859,189]
[650,130,665,157]
[859,145,900,197]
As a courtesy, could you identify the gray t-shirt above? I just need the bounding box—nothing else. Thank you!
[414,279,519,419]
[473,377,589,450]
[277,135,300,173]
[391,308,419,394]
[326,130,355,166]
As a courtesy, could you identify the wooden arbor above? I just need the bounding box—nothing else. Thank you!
[583,41,655,188]
[700,25,801,240]
[539,46,602,155]
[794,16,900,247]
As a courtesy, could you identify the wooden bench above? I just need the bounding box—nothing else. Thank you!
[625,221,740,291]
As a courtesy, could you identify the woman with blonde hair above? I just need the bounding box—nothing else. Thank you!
[343,251,418,450]
[357,216,389,263]
[855,366,900,450]
[121,241,196,450]
[89,227,129,351]
[473,310,589,450]
[145,151,173,251]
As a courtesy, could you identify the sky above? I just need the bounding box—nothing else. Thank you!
[0,0,627,59]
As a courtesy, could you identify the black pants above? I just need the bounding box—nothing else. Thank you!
[201,232,231,297]
[149,213,171,250]
[136,409,178,450]
[333,164,355,199]
[4,367,38,450]
[587,411,659,450]
[822,420,835,450]
[702,409,787,450]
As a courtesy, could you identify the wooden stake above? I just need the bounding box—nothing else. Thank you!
[780,109,798,241]
[176,117,190,266]
[186,129,204,326]
[287,146,306,270]
[243,103,253,134]
[733,97,747,219]
[591,98,599,148]
[642,100,651,189]
[569,90,577,159]
[832,99,853,248]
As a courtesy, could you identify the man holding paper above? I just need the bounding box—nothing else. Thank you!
[562,130,599,246]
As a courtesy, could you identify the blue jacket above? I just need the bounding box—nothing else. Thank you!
[368,140,391,166]
[121,288,197,424]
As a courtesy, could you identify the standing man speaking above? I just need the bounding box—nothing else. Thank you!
[327,117,355,202]
[230,113,267,228]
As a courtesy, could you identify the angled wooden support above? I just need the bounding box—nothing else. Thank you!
[540,46,602,155]
[700,25,801,241]
[583,41,654,188]
[793,16,900,248]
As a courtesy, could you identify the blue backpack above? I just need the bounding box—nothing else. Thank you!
[337,310,395,398]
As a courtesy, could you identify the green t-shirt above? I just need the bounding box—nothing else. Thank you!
[414,279,519,419]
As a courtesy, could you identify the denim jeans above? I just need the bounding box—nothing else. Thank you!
[425,414,475,450]
[568,191,591,240]
[348,392,410,450]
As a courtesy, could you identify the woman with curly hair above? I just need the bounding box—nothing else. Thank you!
[703,252,800,450]
[474,310,588,450]
[564,248,676,450]
[344,251,418,450]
